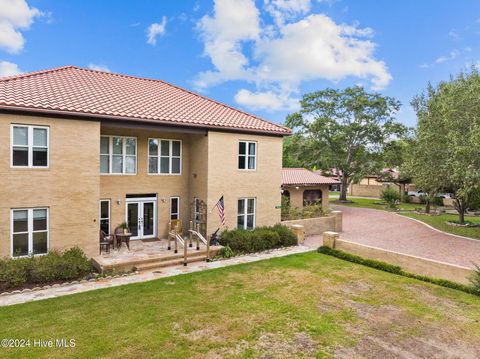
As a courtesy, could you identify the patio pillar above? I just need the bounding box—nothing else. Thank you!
[323,231,339,248]
[331,211,343,232]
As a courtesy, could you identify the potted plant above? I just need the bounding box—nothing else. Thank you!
[119,221,129,234]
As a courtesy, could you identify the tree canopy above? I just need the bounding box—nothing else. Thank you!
[404,69,480,223]
[285,86,406,200]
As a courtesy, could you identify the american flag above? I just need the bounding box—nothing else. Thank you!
[214,196,225,225]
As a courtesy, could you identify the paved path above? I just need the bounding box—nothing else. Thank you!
[0,245,313,307]
[318,206,480,268]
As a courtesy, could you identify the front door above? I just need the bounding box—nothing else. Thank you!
[126,200,156,239]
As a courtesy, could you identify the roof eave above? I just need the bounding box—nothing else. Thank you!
[0,105,291,137]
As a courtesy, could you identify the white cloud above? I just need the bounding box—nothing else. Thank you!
[146,16,167,45]
[88,63,111,72]
[235,88,299,111]
[0,0,42,53]
[264,0,311,27]
[195,0,260,87]
[435,49,459,64]
[195,1,391,111]
[0,60,21,77]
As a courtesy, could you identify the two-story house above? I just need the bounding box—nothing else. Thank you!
[0,66,290,258]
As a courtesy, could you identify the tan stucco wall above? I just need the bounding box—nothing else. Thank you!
[100,127,206,238]
[205,131,283,235]
[284,184,330,209]
[0,114,100,258]
[282,211,341,236]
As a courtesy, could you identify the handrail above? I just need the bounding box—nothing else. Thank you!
[188,229,207,245]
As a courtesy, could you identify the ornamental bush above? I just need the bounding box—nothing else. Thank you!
[0,247,94,292]
[219,224,297,255]
[380,187,401,209]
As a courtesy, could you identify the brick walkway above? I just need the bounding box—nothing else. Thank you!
[308,206,480,268]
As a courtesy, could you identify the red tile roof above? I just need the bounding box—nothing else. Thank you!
[0,66,291,135]
[282,168,340,186]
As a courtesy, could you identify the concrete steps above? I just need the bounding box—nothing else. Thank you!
[92,246,221,273]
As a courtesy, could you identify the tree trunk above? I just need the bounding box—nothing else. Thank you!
[339,175,349,201]
[454,198,466,224]
[425,198,430,214]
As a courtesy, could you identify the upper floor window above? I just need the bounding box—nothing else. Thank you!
[11,124,49,168]
[148,139,182,175]
[100,136,137,174]
[238,141,256,170]
[11,208,49,257]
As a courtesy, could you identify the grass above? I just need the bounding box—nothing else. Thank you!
[0,253,479,358]
[330,196,419,211]
[401,212,480,240]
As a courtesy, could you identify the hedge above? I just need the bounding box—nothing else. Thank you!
[219,224,297,255]
[318,246,479,296]
[0,247,94,292]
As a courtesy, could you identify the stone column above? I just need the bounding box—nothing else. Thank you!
[291,224,305,245]
[331,210,343,232]
[323,231,339,248]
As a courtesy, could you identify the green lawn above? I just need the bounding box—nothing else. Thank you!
[401,212,480,240]
[330,196,419,211]
[1,253,479,358]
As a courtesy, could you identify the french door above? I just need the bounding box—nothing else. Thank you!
[126,199,156,240]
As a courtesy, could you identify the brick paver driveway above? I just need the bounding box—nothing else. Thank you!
[307,206,480,268]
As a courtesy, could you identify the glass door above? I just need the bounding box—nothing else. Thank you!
[127,202,139,238]
[142,202,155,238]
[126,200,156,240]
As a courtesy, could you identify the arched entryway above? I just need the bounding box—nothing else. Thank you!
[303,189,322,206]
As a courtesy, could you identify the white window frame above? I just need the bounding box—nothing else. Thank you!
[99,199,111,234]
[100,135,137,175]
[148,138,182,175]
[237,197,256,230]
[10,207,49,258]
[170,196,180,220]
[10,124,50,168]
[238,141,257,171]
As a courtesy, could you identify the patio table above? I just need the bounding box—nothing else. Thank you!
[116,233,132,250]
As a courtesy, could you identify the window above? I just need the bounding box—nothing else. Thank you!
[170,197,180,220]
[238,141,256,170]
[11,208,48,257]
[237,198,256,230]
[148,139,182,174]
[100,136,137,174]
[11,124,49,167]
[99,200,110,234]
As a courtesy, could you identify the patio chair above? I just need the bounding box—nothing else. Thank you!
[99,230,111,254]
[170,219,183,235]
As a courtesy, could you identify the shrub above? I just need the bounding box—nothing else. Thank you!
[380,188,401,209]
[281,198,325,221]
[401,194,412,203]
[419,194,428,204]
[470,265,480,294]
[431,196,444,208]
[0,247,94,292]
[0,257,31,291]
[219,225,297,255]
[215,245,234,259]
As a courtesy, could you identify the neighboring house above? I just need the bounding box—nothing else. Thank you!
[282,168,339,209]
[0,66,290,258]
[348,169,410,198]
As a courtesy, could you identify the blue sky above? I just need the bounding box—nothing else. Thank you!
[1,0,480,127]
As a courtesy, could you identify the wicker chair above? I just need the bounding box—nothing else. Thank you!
[99,230,112,254]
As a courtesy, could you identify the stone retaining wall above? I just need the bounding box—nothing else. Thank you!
[323,233,473,285]
[282,211,342,237]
